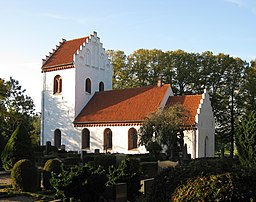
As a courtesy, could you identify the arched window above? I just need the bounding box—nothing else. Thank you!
[53,75,62,94]
[99,81,104,92]
[104,128,112,149]
[54,129,61,148]
[82,128,90,149]
[85,78,91,93]
[128,128,138,150]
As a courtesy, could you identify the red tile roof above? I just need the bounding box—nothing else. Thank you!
[166,95,202,125]
[74,85,170,124]
[42,36,89,70]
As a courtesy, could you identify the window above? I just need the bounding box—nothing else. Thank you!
[104,128,112,149]
[99,81,104,91]
[53,75,62,94]
[85,78,91,93]
[128,128,138,150]
[82,128,90,149]
[54,129,61,148]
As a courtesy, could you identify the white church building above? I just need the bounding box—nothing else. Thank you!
[41,31,215,159]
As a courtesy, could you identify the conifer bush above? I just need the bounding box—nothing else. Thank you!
[236,111,256,168]
[11,159,38,192]
[43,158,62,190]
[1,124,34,170]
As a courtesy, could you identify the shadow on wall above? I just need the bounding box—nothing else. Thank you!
[43,89,80,150]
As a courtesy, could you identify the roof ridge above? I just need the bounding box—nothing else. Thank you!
[172,94,202,97]
[97,84,170,94]
[67,36,89,42]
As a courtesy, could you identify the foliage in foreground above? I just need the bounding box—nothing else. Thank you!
[11,159,38,192]
[51,165,107,202]
[146,158,256,202]
[171,172,256,201]
[1,124,34,170]
[236,111,256,168]
[50,158,142,202]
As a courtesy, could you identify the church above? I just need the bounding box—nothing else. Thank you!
[41,31,215,159]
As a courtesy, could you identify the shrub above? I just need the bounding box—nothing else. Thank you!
[11,159,38,192]
[94,154,116,170]
[171,172,256,201]
[1,124,34,170]
[146,158,240,202]
[43,158,62,190]
[51,165,107,202]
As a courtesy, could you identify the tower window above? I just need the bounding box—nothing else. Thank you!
[82,128,90,149]
[54,129,61,149]
[128,128,138,150]
[99,81,104,91]
[104,128,112,149]
[85,78,91,93]
[53,75,62,94]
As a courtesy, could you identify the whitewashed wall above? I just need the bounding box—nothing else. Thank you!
[76,125,147,154]
[74,32,113,117]
[195,90,215,158]
[41,68,82,150]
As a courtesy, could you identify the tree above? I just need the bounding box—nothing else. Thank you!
[235,111,256,168]
[139,105,190,161]
[0,77,37,167]
[1,123,34,170]
[106,50,128,89]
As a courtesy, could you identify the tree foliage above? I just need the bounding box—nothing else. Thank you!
[235,111,256,168]
[139,105,190,160]
[0,77,38,167]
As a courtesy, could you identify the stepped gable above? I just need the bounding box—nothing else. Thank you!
[42,36,89,72]
[74,84,170,126]
[166,94,202,125]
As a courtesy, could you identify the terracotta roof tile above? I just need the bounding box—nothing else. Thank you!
[42,36,89,69]
[74,85,170,124]
[166,95,202,125]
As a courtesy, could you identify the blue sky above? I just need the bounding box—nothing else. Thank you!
[0,0,256,111]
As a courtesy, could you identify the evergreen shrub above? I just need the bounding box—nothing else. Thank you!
[11,159,38,192]
[1,124,34,170]
[43,158,62,190]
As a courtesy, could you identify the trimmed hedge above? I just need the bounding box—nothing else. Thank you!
[43,158,62,190]
[11,159,38,192]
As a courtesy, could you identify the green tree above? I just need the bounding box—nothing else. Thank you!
[0,77,37,167]
[139,105,189,161]
[1,123,34,170]
[235,111,256,168]
[241,60,256,112]
[106,50,128,89]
